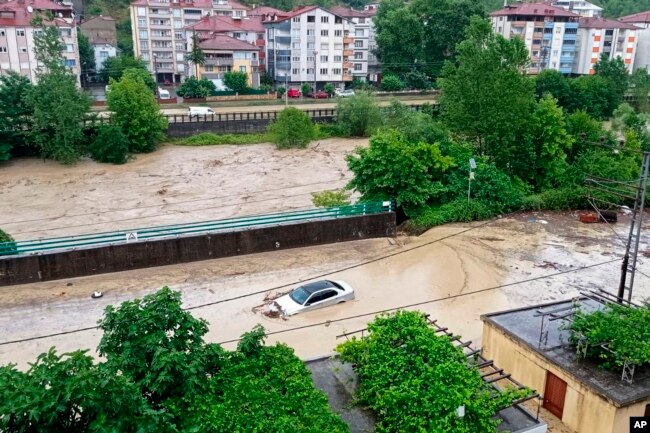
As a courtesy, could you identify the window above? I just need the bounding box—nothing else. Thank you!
[292,16,300,22]
[65,44,74,52]
[563,39,576,45]
[177,63,185,72]
[320,43,328,50]
[292,42,300,49]
[555,27,562,33]
[138,7,146,16]
[321,29,328,36]
[307,15,315,22]
[333,55,341,61]
[0,29,5,37]
[354,40,363,48]
[533,39,541,45]
[534,27,542,33]
[306,55,314,62]
[307,29,314,36]
[175,31,183,39]
[604,40,612,47]
[334,29,342,37]
[308,290,337,304]
[0,47,6,53]
[292,56,300,62]
[140,30,148,39]
[321,16,328,23]
[292,29,300,37]
[307,42,315,49]
[544,28,553,34]
[234,10,242,17]
[332,67,341,74]
[320,67,327,74]
[605,29,614,36]
[100,51,109,58]
[65,59,76,67]
[174,20,183,28]
[141,52,150,60]
[138,18,146,27]
[15,29,25,36]
[240,65,246,73]
[173,9,181,17]
[140,40,149,49]
[205,65,213,72]
[233,32,242,38]
[175,42,184,50]
[306,67,314,74]
[335,16,342,24]
[532,50,539,56]
[59,28,71,37]
[565,28,577,34]
[292,67,299,74]
[359,17,365,23]
[176,52,184,61]
[320,55,328,62]
[552,50,558,56]
[355,29,363,36]
[19,46,27,53]
[354,63,362,71]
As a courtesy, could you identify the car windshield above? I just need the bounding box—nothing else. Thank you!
[289,286,311,305]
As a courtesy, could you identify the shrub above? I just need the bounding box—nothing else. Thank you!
[0,228,17,256]
[89,125,130,164]
[175,132,271,145]
[324,83,335,96]
[521,187,589,211]
[411,199,497,230]
[223,71,248,93]
[176,77,215,98]
[336,91,382,137]
[301,82,312,96]
[276,86,286,96]
[311,189,351,207]
[380,75,404,91]
[267,107,315,149]
[404,70,431,89]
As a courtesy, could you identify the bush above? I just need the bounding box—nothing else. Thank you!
[311,189,351,207]
[411,199,497,230]
[336,91,382,137]
[301,82,312,96]
[277,86,286,97]
[177,77,216,98]
[324,83,335,96]
[175,132,271,145]
[404,70,432,90]
[381,100,449,144]
[380,75,404,91]
[223,71,248,93]
[521,187,589,211]
[0,228,17,256]
[89,125,130,164]
[267,107,315,149]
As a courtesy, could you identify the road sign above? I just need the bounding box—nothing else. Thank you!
[125,232,138,243]
[469,158,477,169]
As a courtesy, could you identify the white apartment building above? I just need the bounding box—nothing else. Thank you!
[130,0,212,83]
[573,17,637,75]
[491,2,581,74]
[263,6,354,89]
[619,10,650,71]
[90,37,117,70]
[329,6,374,81]
[0,0,80,83]
[551,0,602,18]
[212,0,248,17]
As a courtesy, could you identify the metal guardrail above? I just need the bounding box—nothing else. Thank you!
[0,201,395,256]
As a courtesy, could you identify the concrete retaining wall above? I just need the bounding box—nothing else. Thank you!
[0,213,395,286]
[166,114,335,137]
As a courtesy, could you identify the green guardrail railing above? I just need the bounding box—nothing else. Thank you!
[0,201,395,257]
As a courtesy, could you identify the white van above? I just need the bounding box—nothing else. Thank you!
[158,88,171,99]
[188,107,215,116]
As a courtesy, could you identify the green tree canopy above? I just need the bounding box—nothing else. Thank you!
[336,91,382,137]
[0,72,33,160]
[77,32,96,74]
[224,71,249,93]
[185,32,206,77]
[267,107,315,148]
[177,77,216,98]
[100,54,149,83]
[594,53,628,109]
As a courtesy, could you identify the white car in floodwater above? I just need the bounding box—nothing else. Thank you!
[269,280,355,316]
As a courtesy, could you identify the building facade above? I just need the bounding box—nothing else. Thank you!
[90,37,117,71]
[196,34,259,87]
[79,15,117,46]
[0,0,80,83]
[491,3,581,74]
[619,11,650,71]
[329,6,375,82]
[264,6,354,89]
[211,0,248,17]
[574,17,637,75]
[551,0,602,18]
[129,0,212,83]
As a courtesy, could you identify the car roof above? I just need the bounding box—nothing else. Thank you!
[298,280,338,294]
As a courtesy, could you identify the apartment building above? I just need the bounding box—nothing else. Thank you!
[130,0,212,83]
[186,14,265,75]
[263,6,354,89]
[329,6,374,82]
[197,34,260,87]
[212,0,248,17]
[90,36,117,70]
[491,2,581,74]
[573,17,637,75]
[0,0,80,83]
[619,10,650,71]
[550,0,602,18]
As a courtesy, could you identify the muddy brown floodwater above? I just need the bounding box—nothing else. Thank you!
[0,138,367,240]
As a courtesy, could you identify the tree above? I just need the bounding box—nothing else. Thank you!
[185,32,206,78]
[100,54,149,83]
[324,82,335,97]
[77,32,96,76]
[33,25,65,73]
[311,189,351,207]
[0,228,16,256]
[107,72,167,153]
[267,107,315,149]
[535,69,572,108]
[569,75,618,119]
[223,71,248,93]
[123,67,156,93]
[380,74,404,91]
[176,77,216,98]
[629,68,650,112]
[594,54,629,108]
[301,82,312,96]
[565,110,608,162]
[439,17,535,167]
[336,91,382,137]
[404,69,432,89]
[0,72,33,160]
[89,124,130,164]
[346,130,454,215]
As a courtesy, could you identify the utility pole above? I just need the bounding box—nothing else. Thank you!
[285,73,288,106]
[617,152,650,303]
[468,158,476,204]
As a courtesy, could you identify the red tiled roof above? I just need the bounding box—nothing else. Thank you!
[187,14,264,32]
[619,10,650,24]
[490,2,579,17]
[227,0,249,10]
[0,0,72,27]
[90,36,115,45]
[579,16,638,30]
[130,0,212,8]
[328,5,371,18]
[81,15,115,23]
[198,33,260,50]
[264,5,317,22]
[248,5,286,16]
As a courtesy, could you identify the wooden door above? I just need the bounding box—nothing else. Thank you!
[644,404,650,417]
[543,371,567,419]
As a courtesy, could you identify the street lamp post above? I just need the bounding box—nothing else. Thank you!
[153,54,158,84]
[285,73,288,106]
[468,158,476,204]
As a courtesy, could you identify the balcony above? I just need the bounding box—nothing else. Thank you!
[343,49,353,56]
[205,58,233,66]
[343,61,352,68]
[343,74,352,81]
[343,36,353,44]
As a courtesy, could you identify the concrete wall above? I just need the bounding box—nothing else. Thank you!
[482,322,625,433]
[0,213,395,286]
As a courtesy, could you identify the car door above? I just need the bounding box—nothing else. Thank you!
[304,289,339,311]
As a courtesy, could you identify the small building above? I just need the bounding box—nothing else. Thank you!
[619,10,650,71]
[196,34,260,88]
[79,15,117,46]
[490,2,581,74]
[328,6,375,82]
[550,0,603,18]
[574,17,638,75]
[481,298,650,433]
[90,36,117,71]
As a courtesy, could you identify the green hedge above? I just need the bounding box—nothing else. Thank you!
[210,89,270,96]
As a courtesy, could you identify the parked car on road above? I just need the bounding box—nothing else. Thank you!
[308,90,329,99]
[335,88,355,97]
[287,88,301,98]
[268,280,354,316]
[188,106,215,116]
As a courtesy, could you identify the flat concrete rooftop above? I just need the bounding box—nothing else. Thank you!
[482,298,650,407]
[306,355,546,433]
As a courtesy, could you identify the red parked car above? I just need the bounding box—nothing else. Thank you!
[287,88,301,98]
[308,90,329,99]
